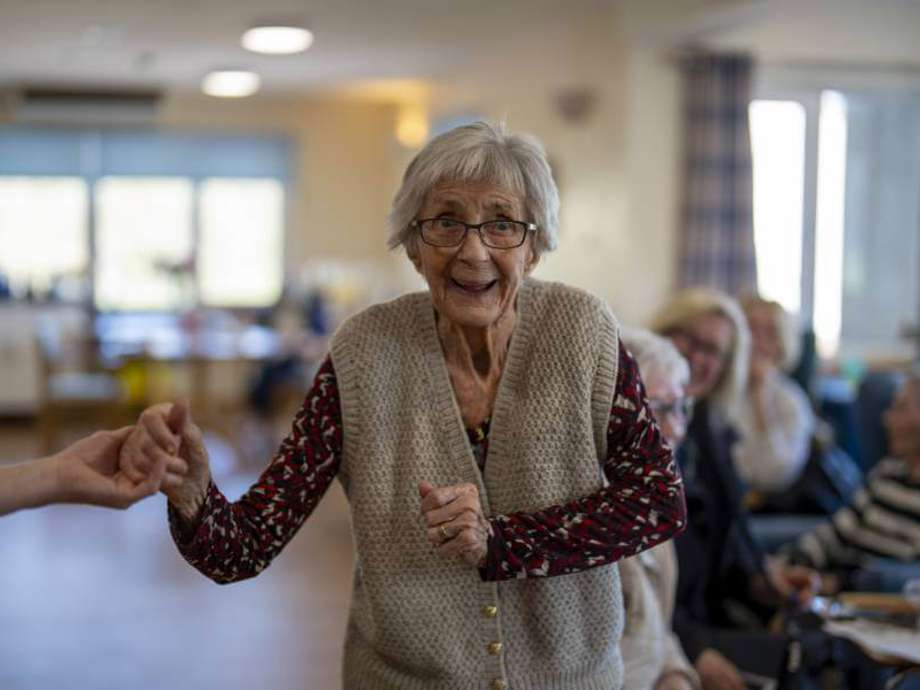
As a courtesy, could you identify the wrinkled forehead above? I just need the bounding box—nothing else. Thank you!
[423,179,526,216]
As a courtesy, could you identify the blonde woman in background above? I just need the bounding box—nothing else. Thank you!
[734,296,814,493]
[619,328,700,690]
[652,288,818,690]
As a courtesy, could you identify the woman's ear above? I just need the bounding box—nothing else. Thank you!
[524,241,540,275]
[406,237,422,272]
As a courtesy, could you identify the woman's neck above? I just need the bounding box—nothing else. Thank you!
[437,308,516,376]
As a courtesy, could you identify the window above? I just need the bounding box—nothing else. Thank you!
[95,177,195,311]
[198,178,284,307]
[749,100,807,315]
[0,177,88,296]
[0,128,290,310]
[750,82,920,362]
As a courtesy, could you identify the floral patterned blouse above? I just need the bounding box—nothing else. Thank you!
[169,342,686,583]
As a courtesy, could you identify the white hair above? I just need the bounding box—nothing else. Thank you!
[620,327,690,391]
[649,287,751,422]
[387,121,560,257]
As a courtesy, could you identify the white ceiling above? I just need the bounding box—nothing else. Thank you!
[0,0,617,94]
[0,0,917,97]
[701,0,920,67]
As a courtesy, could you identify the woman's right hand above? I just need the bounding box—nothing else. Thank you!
[695,649,745,690]
[122,401,211,523]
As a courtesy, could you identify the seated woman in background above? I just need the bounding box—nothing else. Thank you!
[782,376,920,575]
[619,328,700,690]
[734,297,814,493]
[651,288,819,690]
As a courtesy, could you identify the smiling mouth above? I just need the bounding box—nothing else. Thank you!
[450,278,498,294]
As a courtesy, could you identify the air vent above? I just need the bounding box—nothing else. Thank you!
[11,86,163,126]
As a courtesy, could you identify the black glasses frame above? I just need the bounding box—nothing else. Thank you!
[412,217,537,249]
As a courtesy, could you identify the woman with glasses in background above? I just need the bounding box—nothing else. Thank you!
[124,121,686,690]
[652,289,819,690]
[619,328,700,690]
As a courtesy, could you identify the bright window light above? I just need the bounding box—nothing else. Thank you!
[198,178,284,307]
[95,177,194,310]
[0,177,88,296]
[242,26,313,55]
[813,91,848,359]
[749,100,807,315]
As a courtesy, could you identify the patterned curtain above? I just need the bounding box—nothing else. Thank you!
[678,52,758,296]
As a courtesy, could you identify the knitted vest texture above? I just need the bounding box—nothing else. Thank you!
[330,278,623,690]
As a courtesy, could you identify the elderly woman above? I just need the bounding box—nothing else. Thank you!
[651,289,817,690]
[618,329,699,690]
[734,296,814,493]
[126,122,686,690]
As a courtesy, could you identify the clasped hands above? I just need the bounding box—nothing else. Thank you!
[419,481,492,569]
[118,401,211,522]
[38,401,196,512]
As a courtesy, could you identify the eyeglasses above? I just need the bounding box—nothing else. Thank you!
[412,217,537,249]
[649,397,695,421]
[670,329,729,362]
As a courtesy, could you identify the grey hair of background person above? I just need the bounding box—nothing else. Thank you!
[649,287,751,423]
[387,121,560,258]
[619,327,690,392]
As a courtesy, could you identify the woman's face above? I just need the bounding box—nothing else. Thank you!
[883,379,920,464]
[644,371,691,449]
[668,312,733,400]
[411,180,538,329]
[746,302,782,365]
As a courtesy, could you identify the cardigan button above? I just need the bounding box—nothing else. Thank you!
[482,605,498,618]
[488,641,503,655]
[490,679,507,690]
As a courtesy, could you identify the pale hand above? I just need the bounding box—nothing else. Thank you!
[695,649,746,690]
[654,671,695,690]
[419,481,491,568]
[53,426,165,509]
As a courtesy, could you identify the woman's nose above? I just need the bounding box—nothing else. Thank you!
[456,226,490,261]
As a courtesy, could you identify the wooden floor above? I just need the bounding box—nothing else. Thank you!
[0,418,355,690]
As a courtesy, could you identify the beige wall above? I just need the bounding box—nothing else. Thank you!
[157,3,688,324]
[425,6,684,326]
[158,94,414,296]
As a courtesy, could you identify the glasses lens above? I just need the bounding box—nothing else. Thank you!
[421,218,465,246]
[482,221,524,248]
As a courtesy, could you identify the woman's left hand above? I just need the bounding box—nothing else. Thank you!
[764,555,821,605]
[419,481,491,568]
[654,671,695,690]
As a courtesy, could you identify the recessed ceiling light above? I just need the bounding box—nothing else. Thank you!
[242,26,313,54]
[201,70,261,98]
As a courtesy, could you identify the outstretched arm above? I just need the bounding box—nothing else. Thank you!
[0,427,166,517]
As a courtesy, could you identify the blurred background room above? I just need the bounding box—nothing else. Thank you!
[0,1,919,689]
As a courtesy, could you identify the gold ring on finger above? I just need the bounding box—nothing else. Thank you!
[439,524,450,542]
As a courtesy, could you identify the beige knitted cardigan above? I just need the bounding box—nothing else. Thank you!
[330,278,624,690]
